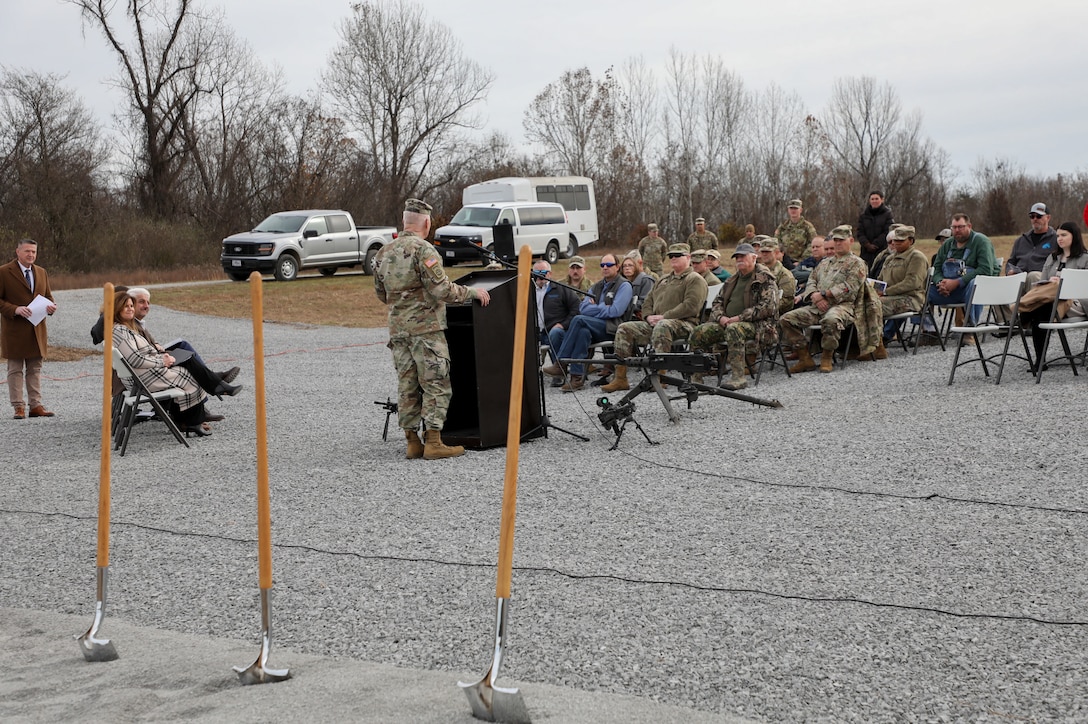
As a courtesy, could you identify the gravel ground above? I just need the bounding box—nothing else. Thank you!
[3,284,1087,722]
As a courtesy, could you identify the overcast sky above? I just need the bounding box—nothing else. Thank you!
[3,0,1085,188]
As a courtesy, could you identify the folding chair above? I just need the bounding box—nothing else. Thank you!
[111,349,190,455]
[947,272,1029,385]
[806,322,857,369]
[884,310,919,352]
[912,267,962,354]
[1035,268,1088,383]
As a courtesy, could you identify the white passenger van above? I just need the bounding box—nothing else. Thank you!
[432,202,570,264]
[461,176,598,259]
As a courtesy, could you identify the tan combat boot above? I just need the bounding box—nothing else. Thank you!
[405,429,424,460]
[871,340,888,360]
[789,347,816,373]
[720,368,748,391]
[819,351,835,372]
[601,365,629,392]
[423,429,464,459]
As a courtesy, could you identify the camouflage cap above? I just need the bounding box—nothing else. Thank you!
[647,222,658,231]
[829,224,853,240]
[788,199,803,209]
[694,217,706,224]
[404,198,432,215]
[753,234,770,243]
[568,255,586,268]
[667,243,690,256]
[690,250,707,262]
[706,249,721,260]
[892,225,916,241]
[625,249,643,261]
[757,238,780,250]
[732,243,758,257]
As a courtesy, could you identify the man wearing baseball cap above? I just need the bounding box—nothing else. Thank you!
[686,217,719,252]
[562,255,591,293]
[1007,202,1056,282]
[637,223,669,278]
[688,244,780,390]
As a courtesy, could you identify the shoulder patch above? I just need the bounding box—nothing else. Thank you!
[424,257,439,268]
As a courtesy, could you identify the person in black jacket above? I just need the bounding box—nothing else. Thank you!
[856,191,894,270]
[533,260,581,367]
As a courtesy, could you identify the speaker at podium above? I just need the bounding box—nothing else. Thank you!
[443,268,543,448]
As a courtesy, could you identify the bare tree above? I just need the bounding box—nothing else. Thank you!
[819,76,902,200]
[523,67,616,177]
[0,68,108,269]
[323,0,493,222]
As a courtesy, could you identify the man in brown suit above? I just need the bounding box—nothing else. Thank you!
[0,239,57,418]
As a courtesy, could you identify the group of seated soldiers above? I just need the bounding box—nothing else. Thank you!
[539,218,978,393]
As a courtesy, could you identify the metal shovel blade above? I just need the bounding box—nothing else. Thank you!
[458,598,530,723]
[233,588,290,685]
[76,567,119,662]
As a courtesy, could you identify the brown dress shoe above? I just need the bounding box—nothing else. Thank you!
[541,363,563,377]
[29,405,55,417]
[13,405,25,419]
[560,375,584,392]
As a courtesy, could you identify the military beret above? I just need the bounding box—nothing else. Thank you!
[404,198,432,214]
[667,243,690,256]
[568,255,586,267]
[788,199,803,209]
[758,238,780,250]
[892,226,916,241]
[647,222,658,231]
[829,225,853,240]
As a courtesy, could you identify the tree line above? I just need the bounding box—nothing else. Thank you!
[1,0,1085,273]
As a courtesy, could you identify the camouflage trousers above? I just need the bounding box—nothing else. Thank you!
[780,304,855,351]
[612,319,695,358]
[688,321,757,371]
[880,295,921,318]
[389,331,452,431]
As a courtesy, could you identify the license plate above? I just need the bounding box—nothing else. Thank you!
[445,251,454,258]
[231,260,241,267]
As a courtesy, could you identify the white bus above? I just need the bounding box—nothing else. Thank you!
[462,176,598,259]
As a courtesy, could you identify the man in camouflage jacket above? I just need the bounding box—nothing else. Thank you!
[774,199,818,262]
[374,198,490,459]
[637,223,669,278]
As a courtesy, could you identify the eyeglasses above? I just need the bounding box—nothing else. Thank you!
[1029,213,1044,219]
[667,254,685,258]
[950,224,968,230]
[600,262,616,268]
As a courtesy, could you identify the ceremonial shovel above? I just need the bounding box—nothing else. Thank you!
[233,272,290,684]
[459,246,532,724]
[77,284,119,662]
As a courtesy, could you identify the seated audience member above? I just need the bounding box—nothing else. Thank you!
[602,243,708,392]
[688,244,779,390]
[927,213,999,324]
[875,225,928,346]
[868,224,903,279]
[543,253,632,391]
[792,235,827,287]
[533,260,581,367]
[1016,222,1088,371]
[111,292,221,436]
[91,285,129,344]
[563,256,592,293]
[756,238,796,314]
[690,250,722,287]
[779,225,867,373]
[621,251,655,318]
[1007,203,1057,282]
[128,287,242,393]
[705,249,732,282]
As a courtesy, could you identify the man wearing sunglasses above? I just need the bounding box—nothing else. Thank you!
[1007,203,1056,283]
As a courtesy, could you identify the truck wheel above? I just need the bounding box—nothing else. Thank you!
[363,247,378,276]
[544,241,560,265]
[319,267,338,277]
[274,254,299,281]
[227,272,249,282]
[564,235,579,260]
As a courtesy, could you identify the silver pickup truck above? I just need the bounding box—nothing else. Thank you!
[220,209,398,281]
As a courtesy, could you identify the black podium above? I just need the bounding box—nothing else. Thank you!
[443,269,543,448]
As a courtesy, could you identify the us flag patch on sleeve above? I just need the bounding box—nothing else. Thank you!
[424,257,439,268]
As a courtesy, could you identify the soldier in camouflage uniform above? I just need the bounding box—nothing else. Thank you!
[688,244,779,390]
[374,198,491,459]
[601,243,708,392]
[686,217,719,252]
[774,199,818,262]
[876,225,928,348]
[779,224,867,373]
[756,238,796,314]
[690,250,722,287]
[637,223,669,278]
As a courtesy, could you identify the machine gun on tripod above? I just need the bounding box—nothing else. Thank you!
[374,397,398,441]
[561,350,782,441]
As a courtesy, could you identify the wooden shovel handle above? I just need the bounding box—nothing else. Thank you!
[97,284,114,567]
[250,272,274,591]
[496,246,532,599]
